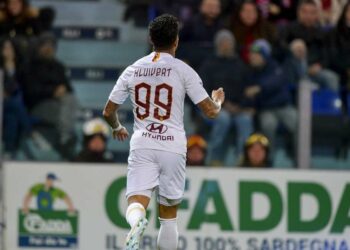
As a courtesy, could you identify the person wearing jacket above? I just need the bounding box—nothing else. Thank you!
[180,0,224,44]
[21,33,78,159]
[0,0,55,38]
[2,38,31,157]
[281,0,328,75]
[200,30,254,166]
[245,39,297,160]
[284,39,339,91]
[326,2,350,89]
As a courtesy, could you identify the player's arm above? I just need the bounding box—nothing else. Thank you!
[56,188,75,213]
[22,184,40,214]
[197,88,225,119]
[22,192,33,214]
[63,195,75,214]
[103,100,129,141]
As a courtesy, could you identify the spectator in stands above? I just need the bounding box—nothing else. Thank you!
[238,133,271,167]
[281,0,331,82]
[255,0,299,25]
[200,30,254,166]
[180,0,224,44]
[245,39,297,160]
[152,0,198,23]
[0,0,54,38]
[284,39,339,91]
[73,118,113,163]
[2,38,31,157]
[187,135,207,166]
[314,0,347,26]
[230,0,277,63]
[21,33,78,159]
[122,0,153,27]
[326,2,350,89]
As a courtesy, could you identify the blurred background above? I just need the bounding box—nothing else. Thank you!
[1,0,350,249]
[1,0,350,169]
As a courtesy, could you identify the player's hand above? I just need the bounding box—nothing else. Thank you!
[212,87,225,106]
[67,208,76,216]
[112,127,129,141]
[22,207,29,214]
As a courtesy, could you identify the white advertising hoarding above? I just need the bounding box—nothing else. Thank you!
[3,162,350,250]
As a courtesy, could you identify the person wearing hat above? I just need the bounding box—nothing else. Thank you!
[73,118,113,163]
[199,29,254,166]
[21,32,78,159]
[245,39,297,162]
[22,172,75,213]
[238,133,271,167]
[187,135,208,166]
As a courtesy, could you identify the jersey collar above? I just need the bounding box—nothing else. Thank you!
[151,51,174,59]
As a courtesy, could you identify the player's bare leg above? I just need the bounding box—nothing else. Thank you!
[157,204,179,250]
[125,195,150,250]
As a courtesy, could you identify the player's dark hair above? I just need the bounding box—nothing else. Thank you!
[149,14,179,50]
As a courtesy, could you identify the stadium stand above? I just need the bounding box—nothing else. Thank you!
[3,0,350,168]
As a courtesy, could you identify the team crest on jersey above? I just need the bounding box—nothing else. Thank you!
[146,122,168,134]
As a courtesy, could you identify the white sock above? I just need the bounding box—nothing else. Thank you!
[157,217,178,250]
[125,203,146,228]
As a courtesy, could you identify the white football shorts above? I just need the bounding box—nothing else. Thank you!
[126,149,186,206]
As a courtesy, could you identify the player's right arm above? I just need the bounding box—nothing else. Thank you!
[103,67,132,141]
[197,88,225,119]
[103,100,129,141]
[22,184,40,214]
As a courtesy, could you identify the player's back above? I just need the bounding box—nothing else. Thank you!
[109,51,208,155]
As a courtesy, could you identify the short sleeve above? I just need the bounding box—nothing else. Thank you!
[53,188,66,199]
[29,184,43,195]
[183,64,209,104]
[109,68,131,104]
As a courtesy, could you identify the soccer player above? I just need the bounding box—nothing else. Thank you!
[103,14,225,250]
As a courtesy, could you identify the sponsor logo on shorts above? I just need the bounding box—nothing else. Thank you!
[146,122,168,134]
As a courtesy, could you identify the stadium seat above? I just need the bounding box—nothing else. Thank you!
[312,89,342,115]
[311,90,348,159]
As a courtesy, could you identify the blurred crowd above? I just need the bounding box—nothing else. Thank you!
[157,0,350,167]
[2,0,350,168]
[1,0,79,160]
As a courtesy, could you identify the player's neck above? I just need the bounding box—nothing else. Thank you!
[154,49,175,57]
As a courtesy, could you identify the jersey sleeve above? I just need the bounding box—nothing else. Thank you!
[52,188,67,199]
[29,184,43,196]
[108,68,131,104]
[182,64,209,105]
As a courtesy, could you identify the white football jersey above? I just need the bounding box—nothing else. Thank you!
[109,52,209,155]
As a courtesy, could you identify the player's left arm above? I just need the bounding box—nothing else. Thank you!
[55,188,75,213]
[103,100,129,141]
[63,195,75,214]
